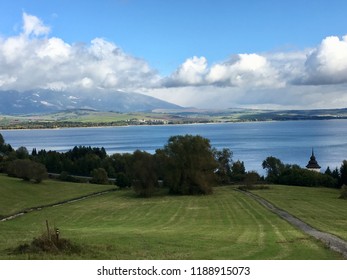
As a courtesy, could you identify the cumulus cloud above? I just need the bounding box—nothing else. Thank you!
[163,53,286,89]
[1,12,347,110]
[300,35,347,85]
[207,53,284,88]
[163,56,208,86]
[0,13,159,92]
[162,34,347,91]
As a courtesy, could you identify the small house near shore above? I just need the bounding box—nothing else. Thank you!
[306,149,321,172]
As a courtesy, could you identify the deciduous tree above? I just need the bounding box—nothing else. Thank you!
[157,135,217,195]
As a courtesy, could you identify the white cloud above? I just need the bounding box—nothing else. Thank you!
[1,13,347,110]
[0,13,159,92]
[163,53,285,89]
[207,53,284,88]
[23,12,50,37]
[164,56,208,86]
[301,35,347,85]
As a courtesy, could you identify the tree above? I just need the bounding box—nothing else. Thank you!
[262,156,285,183]
[339,160,347,186]
[7,159,48,183]
[115,172,131,189]
[16,146,29,159]
[31,148,37,157]
[244,171,261,187]
[325,166,332,176]
[90,168,109,185]
[278,165,337,188]
[231,160,246,182]
[30,161,49,183]
[131,150,158,197]
[214,148,233,184]
[340,185,347,199]
[0,133,4,146]
[157,135,217,195]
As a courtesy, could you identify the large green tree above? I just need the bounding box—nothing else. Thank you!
[262,156,285,183]
[157,135,217,195]
[131,150,158,197]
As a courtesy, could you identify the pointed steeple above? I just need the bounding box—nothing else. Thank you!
[306,148,321,171]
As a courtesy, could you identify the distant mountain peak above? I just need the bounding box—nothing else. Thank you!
[0,89,182,114]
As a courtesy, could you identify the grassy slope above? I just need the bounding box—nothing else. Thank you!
[0,181,341,259]
[252,185,347,240]
[0,174,114,217]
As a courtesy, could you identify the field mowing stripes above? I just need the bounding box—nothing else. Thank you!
[0,186,342,259]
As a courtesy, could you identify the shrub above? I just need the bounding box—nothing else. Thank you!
[7,159,48,183]
[339,185,347,199]
[115,172,131,189]
[12,223,81,255]
[90,168,109,185]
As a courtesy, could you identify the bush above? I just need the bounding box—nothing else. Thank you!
[339,185,347,199]
[12,223,81,255]
[243,171,261,187]
[115,172,131,189]
[278,167,337,188]
[59,171,79,183]
[7,159,48,183]
[90,168,109,185]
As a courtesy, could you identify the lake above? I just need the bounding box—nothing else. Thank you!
[1,119,347,173]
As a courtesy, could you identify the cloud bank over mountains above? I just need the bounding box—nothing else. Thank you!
[1,13,347,109]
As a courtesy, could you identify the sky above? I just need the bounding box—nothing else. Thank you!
[0,0,347,109]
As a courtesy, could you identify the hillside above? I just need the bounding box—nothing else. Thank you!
[0,176,343,260]
[2,107,347,129]
[0,90,182,115]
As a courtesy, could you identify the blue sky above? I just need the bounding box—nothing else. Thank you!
[1,0,347,109]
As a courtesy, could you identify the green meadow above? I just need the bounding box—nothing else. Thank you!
[252,185,347,240]
[0,175,114,218]
[0,175,344,260]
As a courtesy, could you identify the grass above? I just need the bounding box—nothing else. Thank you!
[0,174,114,217]
[251,185,347,240]
[0,176,342,259]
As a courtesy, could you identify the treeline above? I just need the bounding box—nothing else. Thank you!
[0,133,256,196]
[1,133,347,198]
[262,156,347,188]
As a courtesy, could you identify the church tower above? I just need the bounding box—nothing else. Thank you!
[306,149,321,172]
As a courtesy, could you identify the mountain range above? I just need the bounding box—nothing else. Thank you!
[0,90,182,114]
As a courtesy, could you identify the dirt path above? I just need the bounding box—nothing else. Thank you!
[238,189,347,259]
[0,189,116,222]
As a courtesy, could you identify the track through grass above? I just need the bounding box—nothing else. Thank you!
[251,185,347,241]
[0,182,342,259]
[0,174,114,217]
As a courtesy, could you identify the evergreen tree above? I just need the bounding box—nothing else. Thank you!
[339,160,347,186]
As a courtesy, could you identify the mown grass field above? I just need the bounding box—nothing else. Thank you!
[0,174,114,217]
[251,185,347,240]
[0,175,343,260]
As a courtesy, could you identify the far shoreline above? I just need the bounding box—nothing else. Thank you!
[0,118,347,131]
[1,117,347,131]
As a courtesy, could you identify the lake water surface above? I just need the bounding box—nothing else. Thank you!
[1,119,347,173]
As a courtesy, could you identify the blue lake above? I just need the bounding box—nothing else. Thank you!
[1,119,347,173]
